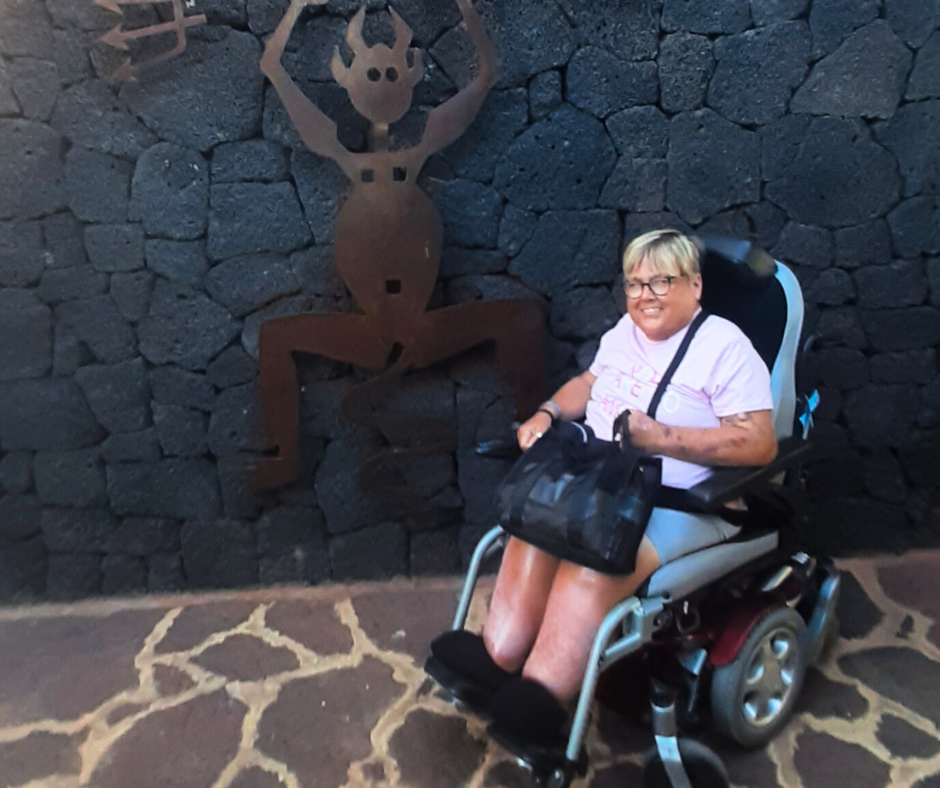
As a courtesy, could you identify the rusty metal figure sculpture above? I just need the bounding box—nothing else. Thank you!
[96,0,206,82]
[256,0,545,488]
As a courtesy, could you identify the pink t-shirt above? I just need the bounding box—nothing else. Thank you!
[586,311,773,489]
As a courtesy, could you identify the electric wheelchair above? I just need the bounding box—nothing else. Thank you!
[425,237,841,788]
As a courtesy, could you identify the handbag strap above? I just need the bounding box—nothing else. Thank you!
[646,310,710,420]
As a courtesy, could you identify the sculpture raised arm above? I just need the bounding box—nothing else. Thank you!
[260,0,353,171]
[419,0,498,158]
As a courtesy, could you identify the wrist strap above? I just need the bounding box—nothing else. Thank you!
[646,310,709,420]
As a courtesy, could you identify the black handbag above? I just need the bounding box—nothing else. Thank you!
[495,311,709,575]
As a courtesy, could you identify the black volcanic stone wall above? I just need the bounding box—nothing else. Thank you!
[1,0,939,599]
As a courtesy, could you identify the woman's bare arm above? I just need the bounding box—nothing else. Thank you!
[517,371,596,449]
[626,409,777,467]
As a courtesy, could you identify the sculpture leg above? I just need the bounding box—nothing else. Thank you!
[256,312,388,488]
[409,299,547,418]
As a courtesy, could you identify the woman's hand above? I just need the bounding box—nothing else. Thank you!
[517,411,553,451]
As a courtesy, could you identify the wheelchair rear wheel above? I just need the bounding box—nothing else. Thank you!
[710,606,808,747]
[642,738,729,788]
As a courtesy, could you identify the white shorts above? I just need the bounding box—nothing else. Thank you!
[645,507,741,564]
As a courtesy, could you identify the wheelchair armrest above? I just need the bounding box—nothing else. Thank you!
[680,437,815,511]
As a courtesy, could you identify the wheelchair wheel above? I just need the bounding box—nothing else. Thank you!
[710,606,808,747]
[642,739,729,788]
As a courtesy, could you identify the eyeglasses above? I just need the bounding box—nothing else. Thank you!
[625,275,678,299]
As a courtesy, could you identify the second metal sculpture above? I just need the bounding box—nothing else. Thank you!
[256,0,545,488]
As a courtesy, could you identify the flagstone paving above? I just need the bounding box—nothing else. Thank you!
[1,551,939,788]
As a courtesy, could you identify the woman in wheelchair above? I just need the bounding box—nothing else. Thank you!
[430,229,779,748]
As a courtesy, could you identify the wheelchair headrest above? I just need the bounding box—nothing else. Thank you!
[696,236,787,372]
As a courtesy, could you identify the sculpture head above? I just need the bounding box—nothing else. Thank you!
[331,7,423,125]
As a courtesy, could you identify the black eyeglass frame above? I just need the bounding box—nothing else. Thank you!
[624,274,681,299]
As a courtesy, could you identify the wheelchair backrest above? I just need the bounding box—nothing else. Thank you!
[697,237,804,441]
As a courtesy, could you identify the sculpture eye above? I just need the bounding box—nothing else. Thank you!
[385,67,398,82]
[367,68,381,82]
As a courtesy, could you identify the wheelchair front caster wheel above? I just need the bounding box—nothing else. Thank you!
[544,766,571,788]
[642,739,729,788]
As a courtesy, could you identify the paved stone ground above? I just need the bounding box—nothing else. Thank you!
[1,551,939,788]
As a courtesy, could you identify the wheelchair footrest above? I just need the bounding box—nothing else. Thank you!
[488,723,587,781]
[424,655,494,714]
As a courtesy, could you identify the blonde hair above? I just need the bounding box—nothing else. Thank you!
[622,229,700,279]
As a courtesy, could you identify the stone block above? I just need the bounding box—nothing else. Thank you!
[101,429,161,463]
[256,505,329,584]
[808,0,879,57]
[330,521,407,580]
[854,260,927,309]
[772,222,833,269]
[750,0,809,25]
[793,21,911,119]
[0,59,18,116]
[40,508,114,552]
[56,295,137,363]
[0,0,55,58]
[929,259,940,306]
[439,248,508,278]
[45,554,101,600]
[119,30,264,152]
[606,106,668,159]
[899,430,940,487]
[844,384,920,447]
[860,307,940,352]
[153,403,208,457]
[510,210,620,296]
[34,448,106,507]
[139,280,241,371]
[51,28,94,85]
[147,553,184,592]
[65,147,131,223]
[108,517,180,556]
[314,439,384,534]
[871,350,936,385]
[887,196,940,258]
[658,33,714,113]
[456,448,511,525]
[36,267,109,304]
[805,347,868,390]
[493,105,616,212]
[497,203,537,258]
[0,378,104,451]
[431,179,503,249]
[885,0,940,49]
[208,182,311,260]
[130,142,209,241]
[0,293,51,381]
[709,22,811,125]
[566,46,658,119]
[0,120,67,220]
[442,88,528,184]
[920,378,940,428]
[212,140,290,183]
[874,101,940,198]
[0,494,41,540]
[805,269,855,305]
[0,221,43,288]
[75,359,150,433]
[108,459,221,520]
[205,253,300,317]
[51,81,158,159]
[181,519,257,589]
[145,239,209,286]
[549,286,620,340]
[42,212,87,269]
[289,149,346,246]
[207,382,264,457]
[410,527,460,576]
[84,224,144,273]
[9,57,57,121]
[207,345,256,390]
[0,536,45,599]
[765,117,899,228]
[217,454,269,520]
[599,157,666,213]
[863,449,908,504]
[662,0,751,33]
[110,270,154,323]
[834,221,892,268]
[0,451,32,495]
[667,109,760,225]
[288,246,344,299]
[817,306,867,350]
[101,554,147,595]
[907,31,940,100]
[528,70,562,121]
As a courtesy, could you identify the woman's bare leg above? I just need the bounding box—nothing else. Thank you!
[483,537,561,673]
[521,537,662,703]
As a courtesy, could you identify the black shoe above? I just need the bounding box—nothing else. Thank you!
[425,630,517,712]
[487,678,581,776]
